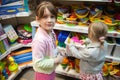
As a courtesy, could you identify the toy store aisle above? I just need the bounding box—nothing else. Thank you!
[14,67,118,80]
[14,67,80,80]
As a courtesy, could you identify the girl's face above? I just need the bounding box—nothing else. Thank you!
[36,8,56,32]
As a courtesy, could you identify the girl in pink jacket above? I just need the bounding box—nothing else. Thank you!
[32,1,64,80]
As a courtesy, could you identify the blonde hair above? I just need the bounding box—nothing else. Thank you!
[88,22,108,47]
[35,1,57,20]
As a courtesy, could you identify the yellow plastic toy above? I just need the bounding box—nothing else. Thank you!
[7,55,18,73]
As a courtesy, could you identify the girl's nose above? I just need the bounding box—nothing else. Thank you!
[48,17,52,22]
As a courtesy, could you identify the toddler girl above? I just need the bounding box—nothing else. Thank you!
[66,22,108,80]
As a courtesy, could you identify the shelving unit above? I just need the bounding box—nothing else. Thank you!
[31,21,120,38]
[31,21,120,62]
[0,42,31,60]
[55,64,79,79]
[56,0,112,2]
[0,12,31,20]
[0,0,120,80]
[7,62,33,80]
[31,20,120,78]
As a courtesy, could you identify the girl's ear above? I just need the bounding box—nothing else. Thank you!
[36,16,39,21]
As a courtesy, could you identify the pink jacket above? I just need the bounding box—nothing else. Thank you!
[32,27,57,74]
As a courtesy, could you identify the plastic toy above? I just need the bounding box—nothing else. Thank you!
[3,25,18,43]
[78,18,89,26]
[75,9,89,19]
[0,23,10,52]
[13,52,32,59]
[104,4,116,17]
[17,24,32,44]
[102,16,118,26]
[61,57,69,69]
[24,24,32,32]
[0,61,4,72]
[7,55,18,73]
[0,75,5,80]
[66,13,78,26]
[89,5,103,23]
[57,6,70,24]
[75,59,80,73]
[114,0,120,7]
[15,55,32,64]
[12,51,32,64]
[2,69,8,79]
[58,31,70,47]
[11,48,32,56]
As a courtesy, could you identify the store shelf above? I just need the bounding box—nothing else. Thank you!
[0,1,23,7]
[0,11,31,20]
[0,42,31,60]
[7,62,33,80]
[107,31,120,38]
[0,50,11,60]
[105,56,120,62]
[31,21,120,38]
[54,24,88,33]
[10,42,31,51]
[7,67,22,80]
[31,21,120,62]
[55,64,79,79]
[56,0,112,2]
[0,0,31,20]
[0,34,7,41]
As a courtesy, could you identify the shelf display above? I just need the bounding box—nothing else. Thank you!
[31,1,120,79]
[0,0,120,80]
[0,0,31,20]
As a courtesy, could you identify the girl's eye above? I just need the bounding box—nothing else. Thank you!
[51,15,55,18]
[42,15,55,19]
[42,15,48,18]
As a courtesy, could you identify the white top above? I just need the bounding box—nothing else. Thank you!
[68,39,108,74]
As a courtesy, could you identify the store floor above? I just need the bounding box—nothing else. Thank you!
[14,67,119,80]
[14,67,80,80]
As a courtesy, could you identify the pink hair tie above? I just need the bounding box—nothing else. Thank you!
[99,36,105,42]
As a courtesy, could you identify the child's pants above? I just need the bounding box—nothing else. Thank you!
[35,71,55,80]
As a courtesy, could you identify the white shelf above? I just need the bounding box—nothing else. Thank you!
[0,42,31,60]
[54,24,88,33]
[105,56,120,62]
[0,11,31,20]
[31,21,120,38]
[7,63,33,80]
[7,67,22,80]
[0,34,7,41]
[56,0,112,2]
[31,21,120,62]
[0,1,23,7]
[0,50,11,60]
[55,64,79,79]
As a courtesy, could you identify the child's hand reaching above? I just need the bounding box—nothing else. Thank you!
[57,47,66,57]
[66,43,74,56]
[54,53,64,64]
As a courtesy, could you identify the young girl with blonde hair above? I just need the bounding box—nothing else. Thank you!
[66,22,108,80]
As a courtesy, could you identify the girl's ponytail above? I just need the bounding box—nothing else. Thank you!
[99,36,105,48]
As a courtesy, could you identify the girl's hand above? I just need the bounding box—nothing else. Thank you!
[66,44,73,56]
[54,53,64,64]
[57,47,66,56]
